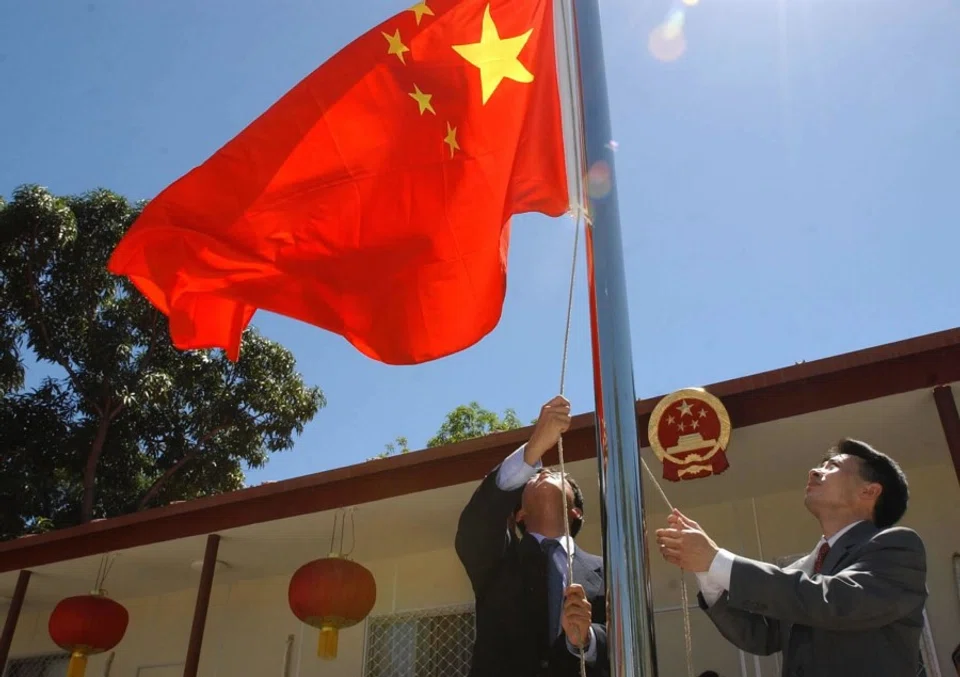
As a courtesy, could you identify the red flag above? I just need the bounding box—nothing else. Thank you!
[108,0,568,363]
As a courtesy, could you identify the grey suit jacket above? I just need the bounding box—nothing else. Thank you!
[698,522,927,677]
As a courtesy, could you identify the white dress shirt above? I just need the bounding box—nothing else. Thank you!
[696,520,865,606]
[497,445,597,662]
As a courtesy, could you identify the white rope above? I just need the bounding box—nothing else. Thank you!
[640,457,695,677]
[751,498,781,677]
[553,0,588,670]
[550,181,696,677]
[553,225,696,677]
[551,0,695,669]
[555,209,585,677]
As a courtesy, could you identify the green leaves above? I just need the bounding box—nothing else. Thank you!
[374,404,521,461]
[427,402,522,448]
[370,435,410,460]
[0,186,325,539]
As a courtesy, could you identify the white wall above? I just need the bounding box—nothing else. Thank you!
[6,461,959,677]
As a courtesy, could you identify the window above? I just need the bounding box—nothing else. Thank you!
[363,604,475,677]
[3,654,69,677]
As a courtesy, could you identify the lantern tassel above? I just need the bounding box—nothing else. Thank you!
[317,626,338,660]
[67,651,88,677]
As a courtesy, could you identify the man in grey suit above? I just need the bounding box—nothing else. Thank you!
[656,438,927,677]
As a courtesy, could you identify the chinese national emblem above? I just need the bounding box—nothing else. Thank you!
[648,388,732,482]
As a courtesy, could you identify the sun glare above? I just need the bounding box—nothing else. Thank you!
[649,2,700,62]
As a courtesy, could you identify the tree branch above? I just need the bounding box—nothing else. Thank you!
[136,309,160,376]
[136,424,228,511]
[136,451,198,512]
[24,259,102,416]
[105,309,160,422]
[81,412,113,522]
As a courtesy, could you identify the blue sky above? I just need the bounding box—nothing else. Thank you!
[1,0,957,484]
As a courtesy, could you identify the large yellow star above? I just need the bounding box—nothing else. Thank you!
[382,29,410,64]
[408,1,434,25]
[452,4,534,104]
[444,122,460,157]
[409,84,435,115]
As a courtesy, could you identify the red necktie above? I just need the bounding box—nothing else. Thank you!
[813,542,830,574]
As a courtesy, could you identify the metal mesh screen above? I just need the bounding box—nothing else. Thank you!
[363,604,475,677]
[3,654,69,677]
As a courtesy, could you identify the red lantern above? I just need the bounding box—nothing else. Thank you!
[49,592,129,677]
[288,556,376,659]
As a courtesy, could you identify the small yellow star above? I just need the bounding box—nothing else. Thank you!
[408,1,434,25]
[382,29,410,64]
[408,84,436,115]
[443,122,460,157]
[452,4,534,104]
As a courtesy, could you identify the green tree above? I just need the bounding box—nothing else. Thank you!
[0,185,325,539]
[373,403,523,461]
[426,401,522,447]
[385,435,410,455]
[369,435,410,461]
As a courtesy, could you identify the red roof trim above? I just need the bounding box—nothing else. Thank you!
[2,328,959,573]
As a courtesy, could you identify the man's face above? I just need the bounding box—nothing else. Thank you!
[803,453,871,514]
[519,470,577,523]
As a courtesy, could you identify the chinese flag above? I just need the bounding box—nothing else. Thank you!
[108,0,569,364]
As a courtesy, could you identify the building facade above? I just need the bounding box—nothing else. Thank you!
[3,329,960,677]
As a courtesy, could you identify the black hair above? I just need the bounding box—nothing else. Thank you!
[515,469,585,538]
[825,438,909,528]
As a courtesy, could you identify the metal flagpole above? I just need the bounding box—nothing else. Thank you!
[570,0,659,674]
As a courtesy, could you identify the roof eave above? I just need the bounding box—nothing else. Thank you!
[2,327,959,573]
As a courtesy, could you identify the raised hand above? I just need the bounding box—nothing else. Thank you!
[655,509,720,573]
[524,395,572,464]
[560,584,592,649]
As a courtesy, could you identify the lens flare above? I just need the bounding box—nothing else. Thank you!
[649,1,699,63]
[648,22,687,63]
[587,161,612,199]
[663,8,685,39]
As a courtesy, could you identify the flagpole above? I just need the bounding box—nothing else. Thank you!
[570,0,659,674]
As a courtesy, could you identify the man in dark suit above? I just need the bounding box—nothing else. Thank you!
[455,396,608,677]
[656,438,927,677]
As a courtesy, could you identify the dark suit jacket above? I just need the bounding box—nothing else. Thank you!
[455,463,609,677]
[699,521,927,677]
